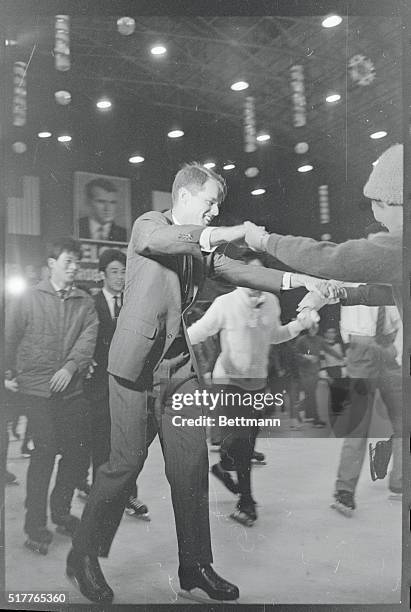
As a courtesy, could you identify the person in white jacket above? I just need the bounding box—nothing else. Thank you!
[187,253,314,526]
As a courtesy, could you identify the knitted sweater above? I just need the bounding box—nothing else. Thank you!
[265,229,402,318]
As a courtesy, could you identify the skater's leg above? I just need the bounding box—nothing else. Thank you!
[72,375,157,557]
[378,364,402,492]
[23,398,58,537]
[335,378,375,494]
[159,357,212,567]
[49,395,90,524]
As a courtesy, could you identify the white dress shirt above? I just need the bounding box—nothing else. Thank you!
[102,287,122,319]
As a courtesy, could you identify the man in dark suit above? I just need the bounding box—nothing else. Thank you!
[83,248,149,518]
[67,163,333,603]
[78,177,128,242]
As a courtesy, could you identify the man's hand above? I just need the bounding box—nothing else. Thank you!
[291,274,343,298]
[5,378,19,392]
[49,368,73,393]
[244,221,269,251]
[296,307,320,329]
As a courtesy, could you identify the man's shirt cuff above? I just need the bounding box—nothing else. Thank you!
[199,227,217,252]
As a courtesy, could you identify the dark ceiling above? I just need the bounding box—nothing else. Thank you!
[4,12,403,240]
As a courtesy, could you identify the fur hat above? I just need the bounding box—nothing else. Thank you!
[363,143,403,205]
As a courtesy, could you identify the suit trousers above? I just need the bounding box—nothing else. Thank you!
[22,394,90,535]
[336,365,402,494]
[73,353,213,566]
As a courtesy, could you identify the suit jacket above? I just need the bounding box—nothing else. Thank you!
[84,290,117,399]
[78,216,128,243]
[108,210,285,384]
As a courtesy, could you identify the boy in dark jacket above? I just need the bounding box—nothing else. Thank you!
[5,237,98,554]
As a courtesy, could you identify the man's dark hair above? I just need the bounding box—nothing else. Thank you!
[46,237,82,261]
[98,248,126,272]
[85,177,118,201]
[171,162,227,205]
[364,222,388,237]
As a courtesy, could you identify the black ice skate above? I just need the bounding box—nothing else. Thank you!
[24,527,53,555]
[178,563,239,602]
[251,450,266,465]
[369,436,393,481]
[330,490,356,517]
[230,497,257,527]
[125,497,151,521]
[211,463,239,494]
[53,514,80,537]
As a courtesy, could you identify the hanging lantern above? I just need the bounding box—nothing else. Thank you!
[244,167,259,178]
[55,15,70,71]
[117,17,136,35]
[318,185,330,225]
[13,61,27,126]
[348,54,376,86]
[243,96,256,153]
[290,65,307,127]
[54,90,71,105]
[294,141,309,154]
[12,141,27,153]
[321,233,332,241]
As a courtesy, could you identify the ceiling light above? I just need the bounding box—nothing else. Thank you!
[251,188,266,196]
[151,45,167,56]
[223,163,235,170]
[297,164,313,173]
[322,15,342,28]
[57,134,72,143]
[38,131,52,138]
[370,131,387,139]
[203,162,216,169]
[326,93,341,103]
[168,129,184,138]
[129,155,144,164]
[257,133,270,142]
[96,98,112,110]
[230,80,249,91]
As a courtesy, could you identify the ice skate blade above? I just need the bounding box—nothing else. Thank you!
[251,459,267,466]
[125,510,151,521]
[178,588,239,603]
[24,539,48,555]
[229,512,255,527]
[330,501,353,517]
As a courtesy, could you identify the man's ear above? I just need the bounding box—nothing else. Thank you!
[98,270,105,284]
[47,257,56,271]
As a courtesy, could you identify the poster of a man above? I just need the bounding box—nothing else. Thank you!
[74,172,131,243]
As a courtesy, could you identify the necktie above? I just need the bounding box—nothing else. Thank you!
[96,225,105,240]
[375,306,386,344]
[182,255,193,308]
[113,295,121,319]
[58,289,66,301]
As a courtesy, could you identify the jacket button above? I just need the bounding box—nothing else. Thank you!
[167,333,173,338]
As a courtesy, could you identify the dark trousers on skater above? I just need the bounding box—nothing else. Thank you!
[87,394,137,500]
[219,385,263,501]
[23,394,90,536]
[73,352,212,566]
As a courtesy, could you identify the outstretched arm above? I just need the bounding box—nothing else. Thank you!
[244,222,401,284]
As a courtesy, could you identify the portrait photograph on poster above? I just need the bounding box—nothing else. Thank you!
[1,1,410,611]
[74,172,131,243]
